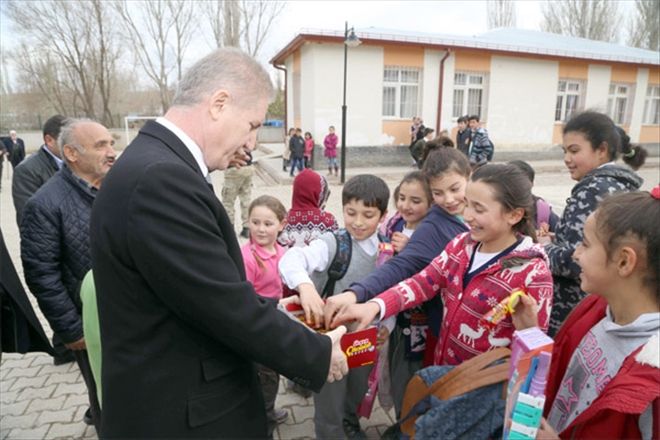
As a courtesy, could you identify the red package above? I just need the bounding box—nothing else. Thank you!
[340,327,378,369]
[281,302,377,368]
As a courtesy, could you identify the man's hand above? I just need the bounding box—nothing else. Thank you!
[324,291,357,330]
[297,283,325,328]
[390,231,410,253]
[325,325,348,383]
[228,150,250,168]
[332,302,380,331]
[65,337,86,351]
[512,293,539,330]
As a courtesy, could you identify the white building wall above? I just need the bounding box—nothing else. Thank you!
[629,68,649,141]
[584,65,611,112]
[300,45,315,133]
[488,56,558,148]
[285,57,294,129]
[421,49,441,130]
[299,43,384,146]
[440,52,456,133]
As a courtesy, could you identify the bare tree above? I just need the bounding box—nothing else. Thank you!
[628,0,660,50]
[5,0,121,126]
[240,1,286,57]
[541,0,622,42]
[115,0,175,112]
[487,0,517,29]
[167,0,197,81]
[224,0,241,47]
[205,0,286,56]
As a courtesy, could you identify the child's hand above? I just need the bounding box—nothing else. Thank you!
[536,418,560,439]
[324,291,357,330]
[297,283,325,328]
[512,293,539,330]
[390,232,410,253]
[536,232,555,245]
[376,326,390,350]
[331,302,380,331]
[278,295,301,307]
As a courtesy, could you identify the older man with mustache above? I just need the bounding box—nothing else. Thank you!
[19,118,116,432]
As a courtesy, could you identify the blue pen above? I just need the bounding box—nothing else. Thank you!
[521,356,538,394]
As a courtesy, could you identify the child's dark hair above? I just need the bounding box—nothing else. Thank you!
[422,146,471,180]
[615,126,647,170]
[304,131,312,139]
[421,135,455,164]
[468,115,480,122]
[248,195,287,222]
[457,115,467,124]
[594,190,660,300]
[563,111,647,169]
[471,164,536,241]
[397,171,432,206]
[342,174,390,215]
[508,160,535,184]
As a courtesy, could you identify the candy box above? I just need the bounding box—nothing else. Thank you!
[280,302,378,369]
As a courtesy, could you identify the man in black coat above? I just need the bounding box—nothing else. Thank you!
[3,130,26,169]
[0,228,54,361]
[90,48,347,438]
[13,115,67,226]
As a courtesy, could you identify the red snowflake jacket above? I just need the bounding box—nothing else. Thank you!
[377,232,553,365]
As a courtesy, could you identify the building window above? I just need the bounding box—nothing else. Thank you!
[643,85,660,125]
[452,72,488,120]
[555,80,583,122]
[607,83,633,125]
[382,66,422,119]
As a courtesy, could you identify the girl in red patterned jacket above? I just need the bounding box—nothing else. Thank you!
[335,163,553,366]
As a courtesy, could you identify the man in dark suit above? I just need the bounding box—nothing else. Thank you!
[90,48,348,438]
[13,115,67,226]
[3,130,26,169]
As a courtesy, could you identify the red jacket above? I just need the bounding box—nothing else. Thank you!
[378,233,553,365]
[544,295,660,439]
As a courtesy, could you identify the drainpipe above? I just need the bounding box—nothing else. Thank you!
[273,64,288,134]
[435,50,451,132]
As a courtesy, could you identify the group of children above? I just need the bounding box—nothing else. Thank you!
[240,110,657,439]
[284,126,339,178]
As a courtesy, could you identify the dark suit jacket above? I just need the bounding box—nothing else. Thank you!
[91,121,331,438]
[0,228,54,358]
[12,146,60,226]
[2,137,26,168]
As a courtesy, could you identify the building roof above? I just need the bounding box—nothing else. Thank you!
[270,27,660,67]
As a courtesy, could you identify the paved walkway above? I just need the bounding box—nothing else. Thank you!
[1,148,657,439]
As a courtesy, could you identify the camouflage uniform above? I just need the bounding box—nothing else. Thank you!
[221,165,254,229]
[545,164,642,336]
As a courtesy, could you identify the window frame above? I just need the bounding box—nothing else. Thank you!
[555,79,584,122]
[643,84,660,125]
[451,71,488,122]
[382,66,423,120]
[606,83,634,125]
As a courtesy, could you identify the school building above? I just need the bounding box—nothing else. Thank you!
[270,27,660,150]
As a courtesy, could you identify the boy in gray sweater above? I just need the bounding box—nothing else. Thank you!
[279,174,390,439]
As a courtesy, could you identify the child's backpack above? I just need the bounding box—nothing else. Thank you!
[321,229,389,298]
[397,347,510,440]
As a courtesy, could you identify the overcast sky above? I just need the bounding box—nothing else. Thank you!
[255,0,546,65]
[0,0,637,86]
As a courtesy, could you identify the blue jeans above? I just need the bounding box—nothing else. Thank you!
[289,157,304,176]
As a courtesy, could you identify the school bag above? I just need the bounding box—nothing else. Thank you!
[320,229,389,298]
[397,347,511,440]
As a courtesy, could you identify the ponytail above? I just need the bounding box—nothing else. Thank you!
[616,126,648,170]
